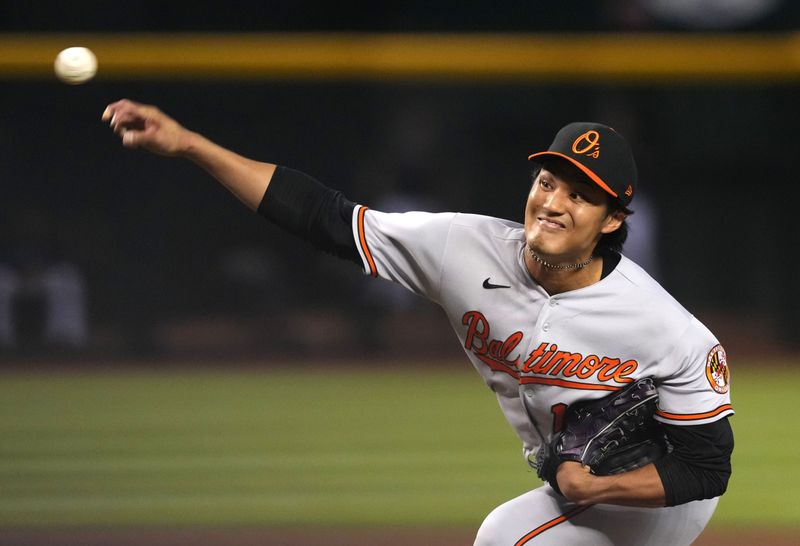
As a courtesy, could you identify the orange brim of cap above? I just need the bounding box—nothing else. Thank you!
[528,151,618,198]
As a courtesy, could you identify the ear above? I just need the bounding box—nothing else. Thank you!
[600,210,626,235]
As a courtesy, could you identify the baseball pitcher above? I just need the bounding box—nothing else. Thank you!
[103,99,734,546]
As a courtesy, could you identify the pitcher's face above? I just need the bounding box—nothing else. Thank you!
[524,162,623,263]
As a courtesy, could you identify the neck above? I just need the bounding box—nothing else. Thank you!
[525,247,603,295]
[528,248,595,271]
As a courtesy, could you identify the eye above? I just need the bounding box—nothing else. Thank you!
[539,178,553,190]
[570,191,585,201]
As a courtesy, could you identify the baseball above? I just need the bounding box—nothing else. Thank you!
[54,47,97,85]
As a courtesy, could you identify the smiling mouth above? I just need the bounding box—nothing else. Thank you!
[537,217,566,229]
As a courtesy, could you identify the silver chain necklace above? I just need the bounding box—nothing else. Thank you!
[528,247,595,270]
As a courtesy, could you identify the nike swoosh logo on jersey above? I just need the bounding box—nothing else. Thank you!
[483,278,511,289]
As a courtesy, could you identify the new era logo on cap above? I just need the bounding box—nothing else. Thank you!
[528,122,638,207]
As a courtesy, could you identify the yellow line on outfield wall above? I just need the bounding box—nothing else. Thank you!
[1,32,799,82]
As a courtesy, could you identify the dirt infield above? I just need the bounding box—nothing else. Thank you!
[1,528,797,546]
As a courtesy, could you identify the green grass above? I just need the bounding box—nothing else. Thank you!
[718,364,800,528]
[0,363,797,529]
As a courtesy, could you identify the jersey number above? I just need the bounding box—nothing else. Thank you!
[551,403,568,434]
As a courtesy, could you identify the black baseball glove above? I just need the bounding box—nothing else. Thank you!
[535,377,668,494]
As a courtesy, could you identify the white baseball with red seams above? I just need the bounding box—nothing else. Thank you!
[352,207,731,546]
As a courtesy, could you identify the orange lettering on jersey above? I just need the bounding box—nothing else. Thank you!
[575,355,602,379]
[461,312,639,386]
[548,351,583,376]
[596,357,638,383]
[462,311,521,375]
[488,333,523,362]
[462,311,490,356]
[596,357,621,381]
[613,360,638,383]
[499,331,524,362]
[530,345,559,374]
[560,354,586,377]
[520,342,548,373]
[533,345,634,382]
[488,339,503,358]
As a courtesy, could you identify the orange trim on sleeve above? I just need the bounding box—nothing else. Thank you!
[515,505,591,545]
[519,376,622,391]
[528,151,618,198]
[656,404,733,421]
[357,206,378,277]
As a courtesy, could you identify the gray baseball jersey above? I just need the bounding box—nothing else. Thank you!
[352,207,732,545]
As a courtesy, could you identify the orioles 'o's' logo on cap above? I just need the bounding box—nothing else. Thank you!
[571,130,601,158]
[705,344,730,394]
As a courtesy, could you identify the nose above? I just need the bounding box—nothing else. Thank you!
[541,187,567,213]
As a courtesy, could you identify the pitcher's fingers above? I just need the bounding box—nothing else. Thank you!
[103,99,147,122]
[109,109,144,131]
[102,99,129,121]
[113,122,137,137]
[121,129,140,149]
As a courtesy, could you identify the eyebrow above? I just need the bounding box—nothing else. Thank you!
[545,170,593,188]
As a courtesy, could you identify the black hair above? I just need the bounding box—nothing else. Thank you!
[529,163,633,256]
[595,199,632,257]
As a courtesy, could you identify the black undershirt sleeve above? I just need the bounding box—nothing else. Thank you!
[655,417,734,506]
[257,165,360,264]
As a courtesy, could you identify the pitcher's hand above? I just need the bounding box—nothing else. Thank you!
[102,99,192,156]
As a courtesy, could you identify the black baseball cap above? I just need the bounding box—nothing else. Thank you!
[528,122,638,207]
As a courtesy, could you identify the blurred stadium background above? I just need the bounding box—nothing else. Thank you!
[1,1,799,545]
